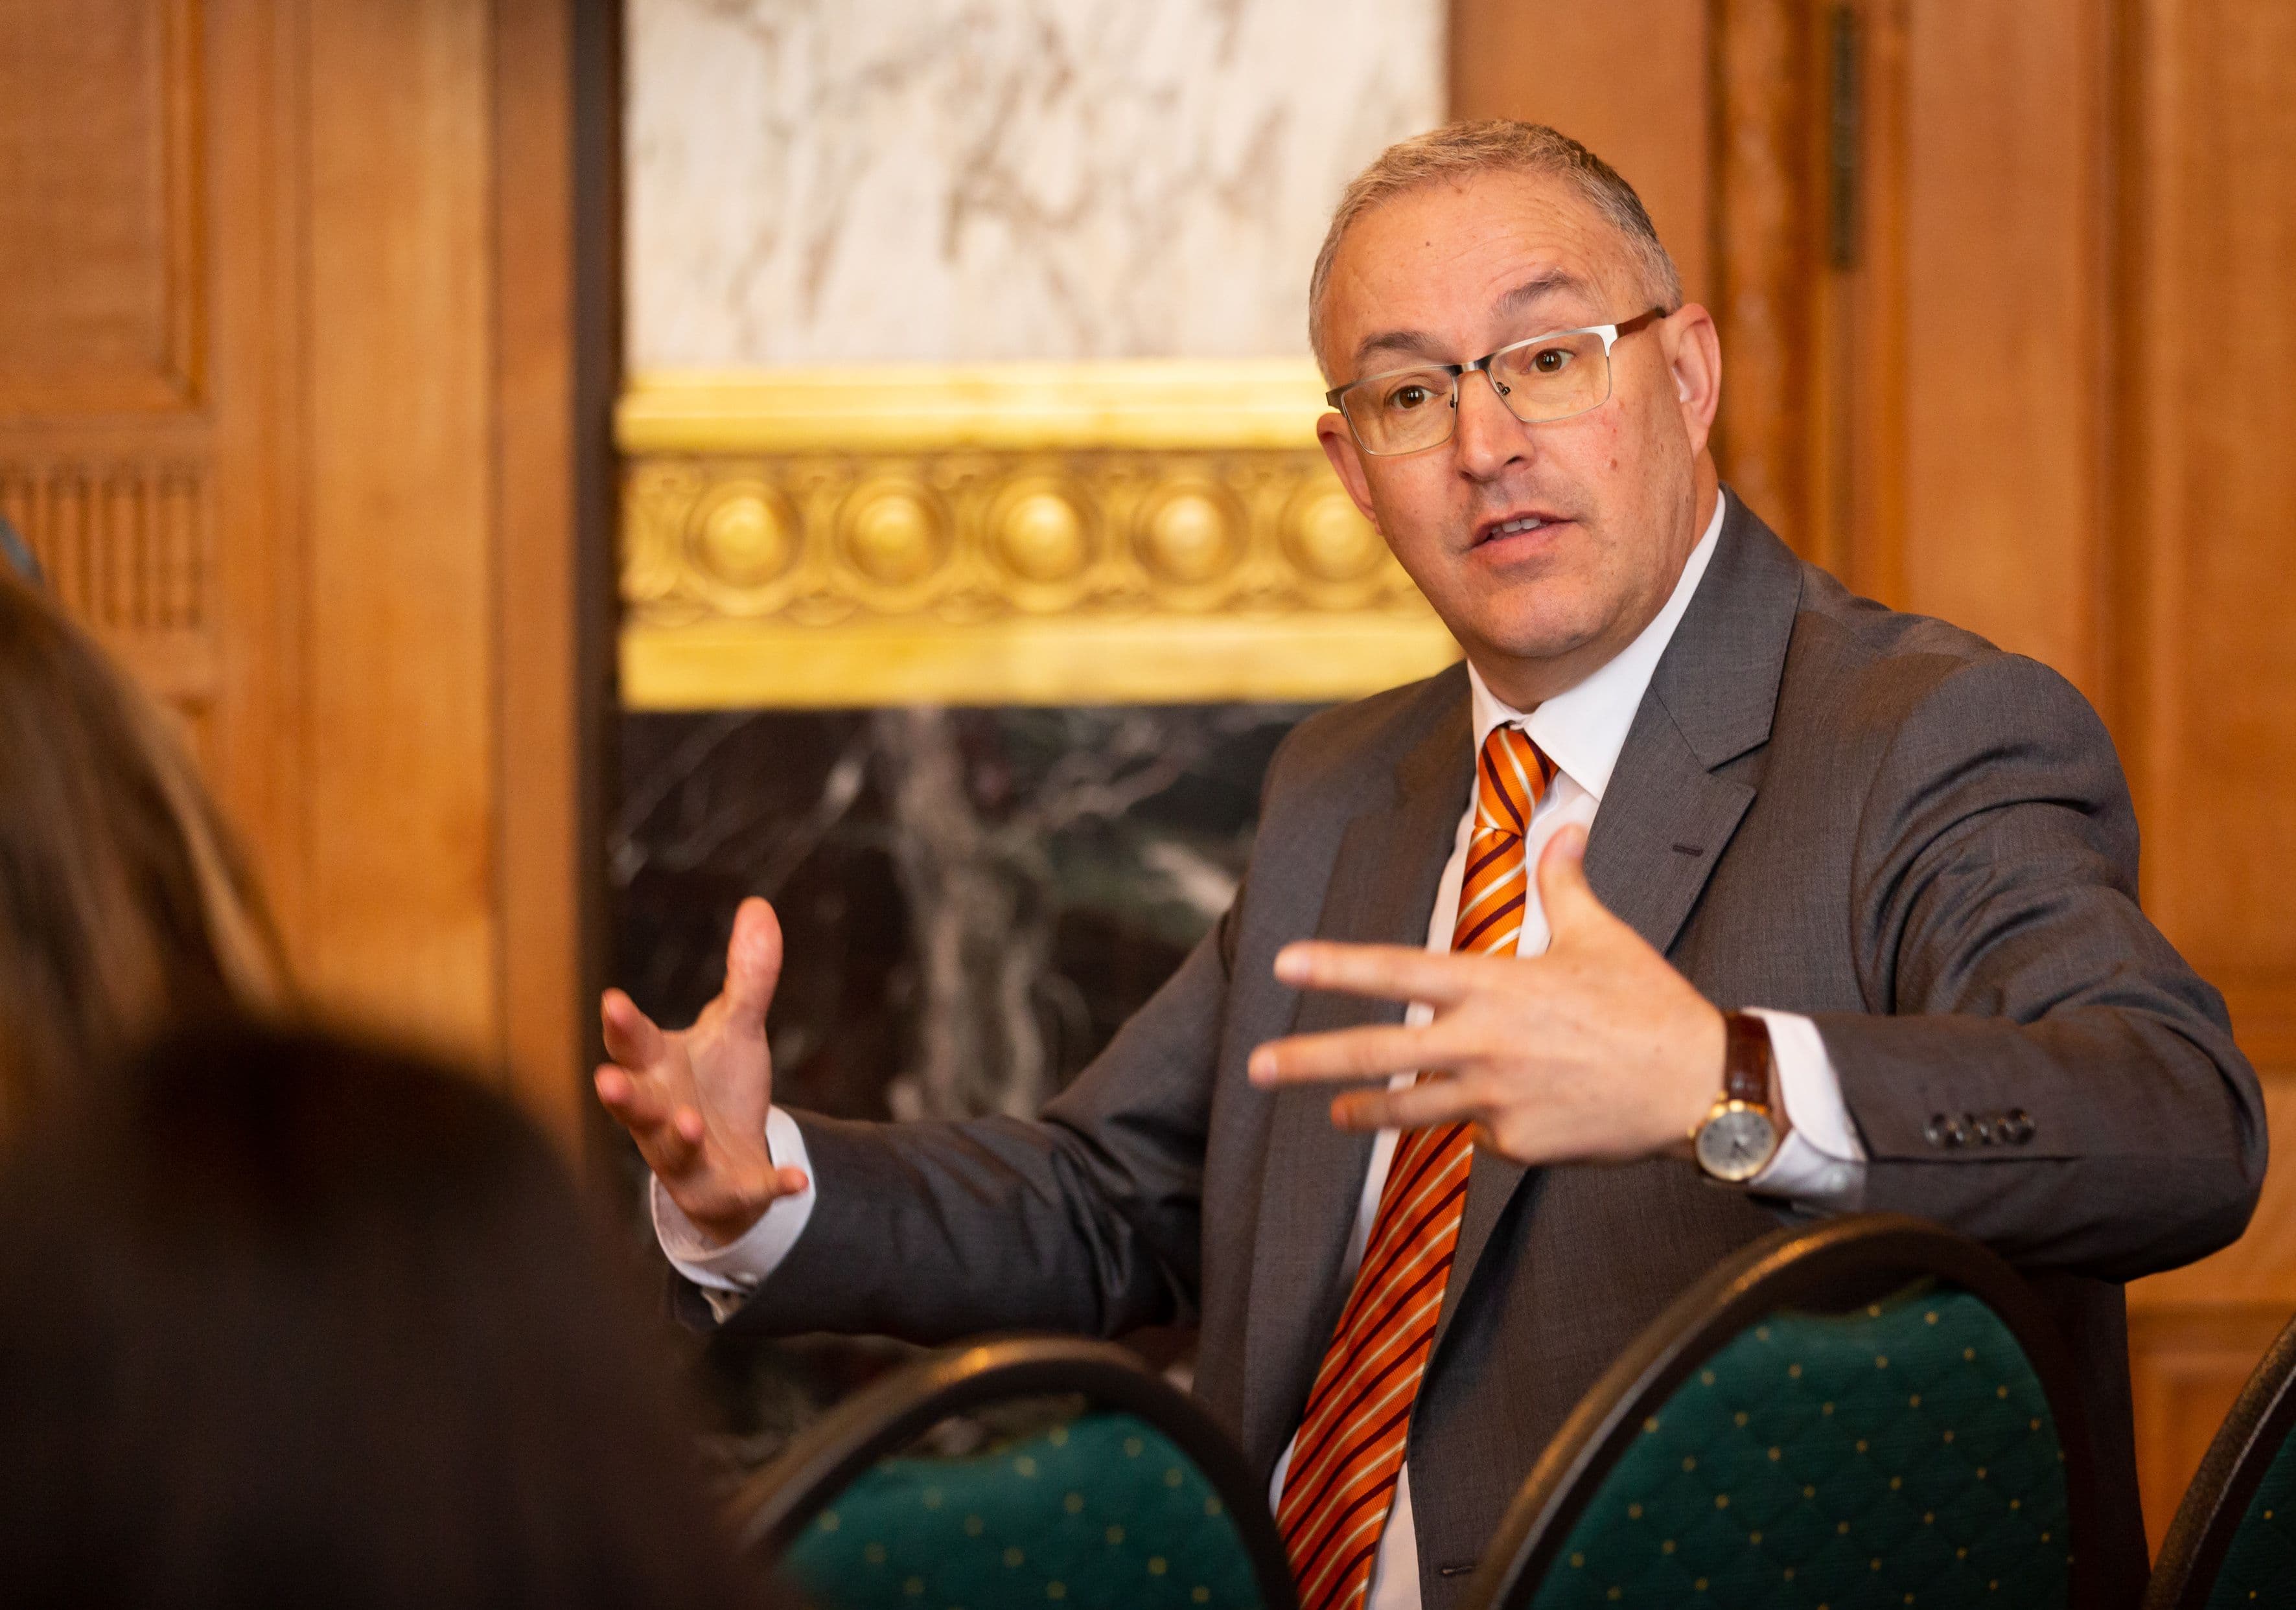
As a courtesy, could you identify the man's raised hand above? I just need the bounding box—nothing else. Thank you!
[1244,825,1726,1166]
[594,895,807,1246]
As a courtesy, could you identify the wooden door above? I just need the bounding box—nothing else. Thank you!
[0,0,610,1152]
[1455,0,2296,1552]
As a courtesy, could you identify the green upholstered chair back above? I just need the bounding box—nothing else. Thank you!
[1462,1214,2100,1610]
[730,1337,1296,1610]
[2144,1307,2296,1610]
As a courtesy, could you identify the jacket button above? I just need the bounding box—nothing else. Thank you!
[2005,1109,2035,1145]
[1924,1113,1953,1148]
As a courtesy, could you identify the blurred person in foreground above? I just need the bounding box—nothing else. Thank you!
[0,1022,775,1609]
[598,121,2262,1607]
[0,563,286,1131]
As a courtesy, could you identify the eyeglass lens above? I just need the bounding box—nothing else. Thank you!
[1341,329,1616,455]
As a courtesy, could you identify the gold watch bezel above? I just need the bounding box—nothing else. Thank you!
[1693,1096,1781,1184]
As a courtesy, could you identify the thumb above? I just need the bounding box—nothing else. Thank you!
[720,896,785,1028]
[1535,823,1610,941]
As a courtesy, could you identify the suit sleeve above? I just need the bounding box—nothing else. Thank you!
[1812,654,2266,1280]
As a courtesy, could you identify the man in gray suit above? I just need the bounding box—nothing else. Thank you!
[596,124,2262,1607]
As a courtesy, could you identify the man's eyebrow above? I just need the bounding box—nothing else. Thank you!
[1348,327,1452,372]
[1493,269,1593,319]
[1345,270,1600,376]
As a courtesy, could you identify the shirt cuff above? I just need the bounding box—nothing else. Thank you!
[1744,1008,1867,1210]
[650,1106,818,1321]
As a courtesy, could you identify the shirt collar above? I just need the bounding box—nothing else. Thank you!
[1467,490,1728,803]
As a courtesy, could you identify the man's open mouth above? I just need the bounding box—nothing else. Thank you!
[1474,511,1569,546]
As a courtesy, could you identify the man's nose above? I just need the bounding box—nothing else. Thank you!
[1450,368,1535,479]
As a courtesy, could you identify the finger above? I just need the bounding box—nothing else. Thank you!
[1329,1075,1487,1133]
[603,1079,704,1184]
[600,989,667,1070]
[705,1163,807,1220]
[594,1063,671,1131]
[721,897,785,1029]
[1248,1023,1459,1086]
[592,1067,704,1186]
[1534,823,1610,939]
[647,1106,704,1179]
[1271,941,1480,1006]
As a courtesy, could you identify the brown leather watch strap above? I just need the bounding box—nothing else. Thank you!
[1721,1011,1774,1108]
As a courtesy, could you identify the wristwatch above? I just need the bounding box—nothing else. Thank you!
[1692,1011,1782,1183]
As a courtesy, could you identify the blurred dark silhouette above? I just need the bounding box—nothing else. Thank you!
[0,1022,780,1609]
[0,566,287,1134]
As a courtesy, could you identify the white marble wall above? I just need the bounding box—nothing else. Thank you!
[626,0,1446,368]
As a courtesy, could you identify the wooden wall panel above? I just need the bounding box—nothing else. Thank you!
[1894,0,2109,698]
[2128,1302,2296,1547]
[1448,0,1714,306]
[201,0,304,941]
[494,0,599,1153]
[0,0,202,412]
[1711,0,1818,553]
[300,0,500,1054]
[2116,0,2296,1552]
[0,0,230,742]
[0,0,599,1147]
[2117,0,2296,1027]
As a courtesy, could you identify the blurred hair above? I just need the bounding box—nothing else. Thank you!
[0,1022,773,1609]
[0,512,40,584]
[0,567,286,1132]
[1308,119,1685,378]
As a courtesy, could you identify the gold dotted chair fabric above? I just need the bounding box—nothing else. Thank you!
[732,1338,1297,1610]
[2144,1306,2296,1610]
[2204,1438,2296,1608]
[1463,1215,2100,1610]
[1530,1288,2066,1606]
[782,1410,1255,1609]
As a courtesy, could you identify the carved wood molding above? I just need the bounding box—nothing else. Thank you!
[0,457,215,704]
[0,459,209,629]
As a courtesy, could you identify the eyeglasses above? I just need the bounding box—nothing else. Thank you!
[1325,307,1668,456]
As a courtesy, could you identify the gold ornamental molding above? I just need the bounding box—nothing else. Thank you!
[616,363,1461,708]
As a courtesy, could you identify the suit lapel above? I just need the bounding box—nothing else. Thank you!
[1582,704,1758,956]
[1240,684,1473,1473]
[1431,495,1803,1357]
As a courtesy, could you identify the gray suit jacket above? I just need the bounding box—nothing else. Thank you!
[715,500,2264,1607]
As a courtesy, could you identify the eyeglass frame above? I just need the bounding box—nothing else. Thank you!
[1323,306,1671,456]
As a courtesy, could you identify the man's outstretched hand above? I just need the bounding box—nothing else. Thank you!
[595,896,807,1247]
[1246,824,1726,1166]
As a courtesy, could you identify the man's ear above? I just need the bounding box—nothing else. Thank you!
[1316,413,1382,532]
[1660,304,1723,457]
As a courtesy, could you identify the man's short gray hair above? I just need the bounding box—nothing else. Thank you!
[1308,120,1685,379]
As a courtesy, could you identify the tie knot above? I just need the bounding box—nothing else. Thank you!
[1475,725,1553,836]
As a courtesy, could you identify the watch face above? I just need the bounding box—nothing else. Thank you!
[1696,1105,1780,1184]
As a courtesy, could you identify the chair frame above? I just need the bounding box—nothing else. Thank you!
[1458,1212,2103,1610]
[726,1334,1300,1610]
[2141,1307,2296,1609]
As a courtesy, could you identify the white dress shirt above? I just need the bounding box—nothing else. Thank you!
[655,491,1869,1607]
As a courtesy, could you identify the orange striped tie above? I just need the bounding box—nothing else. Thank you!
[1277,724,1553,1609]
